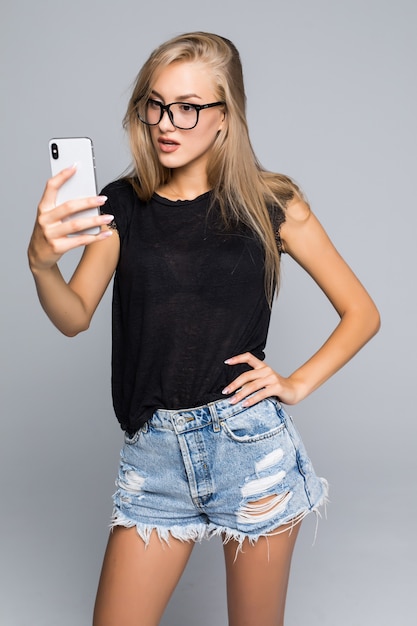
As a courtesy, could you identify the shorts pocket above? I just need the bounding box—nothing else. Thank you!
[124,431,140,445]
[124,422,149,445]
[221,398,285,443]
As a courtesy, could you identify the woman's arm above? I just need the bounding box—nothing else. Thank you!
[223,199,381,406]
[28,167,120,336]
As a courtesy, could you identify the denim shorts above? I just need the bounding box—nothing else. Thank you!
[111,396,328,548]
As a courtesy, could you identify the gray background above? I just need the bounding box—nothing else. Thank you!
[1,0,416,624]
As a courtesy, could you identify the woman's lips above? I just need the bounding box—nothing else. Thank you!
[158,137,180,153]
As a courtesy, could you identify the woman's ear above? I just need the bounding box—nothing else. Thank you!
[218,108,227,132]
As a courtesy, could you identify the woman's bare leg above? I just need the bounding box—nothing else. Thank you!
[223,522,301,626]
[93,527,195,626]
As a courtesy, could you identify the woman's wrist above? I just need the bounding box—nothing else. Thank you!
[283,373,314,405]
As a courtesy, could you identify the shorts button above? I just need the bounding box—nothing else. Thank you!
[177,417,185,426]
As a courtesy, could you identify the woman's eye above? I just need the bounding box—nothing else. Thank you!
[148,100,161,110]
[179,103,195,113]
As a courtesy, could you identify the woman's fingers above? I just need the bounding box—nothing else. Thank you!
[223,352,280,406]
[223,352,301,407]
[28,169,114,272]
[38,195,110,232]
[40,221,114,257]
[38,167,109,229]
[224,352,264,370]
[38,166,78,211]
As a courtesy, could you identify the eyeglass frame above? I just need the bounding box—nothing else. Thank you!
[134,98,226,130]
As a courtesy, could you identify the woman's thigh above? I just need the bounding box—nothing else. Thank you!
[93,527,195,626]
[223,522,301,626]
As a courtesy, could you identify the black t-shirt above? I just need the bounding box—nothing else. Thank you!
[102,179,285,435]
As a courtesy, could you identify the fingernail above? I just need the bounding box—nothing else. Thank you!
[102,214,114,222]
[97,195,108,203]
[224,359,231,364]
[222,387,230,395]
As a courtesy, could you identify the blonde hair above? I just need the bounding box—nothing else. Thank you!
[123,32,303,301]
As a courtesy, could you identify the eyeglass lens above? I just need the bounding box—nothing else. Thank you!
[138,100,198,129]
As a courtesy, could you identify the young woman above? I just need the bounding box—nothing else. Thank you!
[28,32,380,626]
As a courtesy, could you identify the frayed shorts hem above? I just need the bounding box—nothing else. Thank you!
[110,477,328,554]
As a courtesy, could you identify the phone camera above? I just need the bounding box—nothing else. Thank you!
[51,143,59,160]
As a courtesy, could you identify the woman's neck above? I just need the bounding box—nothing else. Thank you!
[156,173,210,201]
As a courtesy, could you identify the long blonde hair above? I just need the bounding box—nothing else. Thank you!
[123,32,302,301]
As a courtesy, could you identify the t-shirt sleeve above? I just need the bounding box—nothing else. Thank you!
[269,204,286,254]
[99,178,136,240]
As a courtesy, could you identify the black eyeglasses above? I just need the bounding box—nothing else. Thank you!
[135,98,225,130]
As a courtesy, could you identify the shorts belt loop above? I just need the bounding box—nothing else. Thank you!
[209,403,221,432]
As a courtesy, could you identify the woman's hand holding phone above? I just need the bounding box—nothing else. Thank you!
[28,166,114,273]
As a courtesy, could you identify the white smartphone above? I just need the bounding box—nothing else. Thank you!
[49,136,100,235]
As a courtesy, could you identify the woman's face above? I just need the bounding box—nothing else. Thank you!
[148,61,225,177]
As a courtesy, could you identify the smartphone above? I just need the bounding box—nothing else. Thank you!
[49,136,100,235]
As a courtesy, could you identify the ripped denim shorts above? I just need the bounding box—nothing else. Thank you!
[111,396,328,548]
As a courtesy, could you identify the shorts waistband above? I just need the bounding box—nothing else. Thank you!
[150,396,282,435]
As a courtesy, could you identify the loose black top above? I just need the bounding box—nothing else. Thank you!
[101,179,285,435]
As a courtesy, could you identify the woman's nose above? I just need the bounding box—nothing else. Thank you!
[158,108,176,132]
